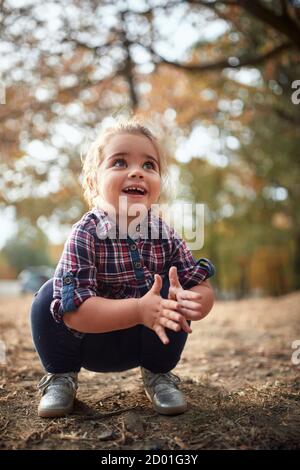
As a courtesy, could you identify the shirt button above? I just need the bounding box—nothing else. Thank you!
[64,276,72,285]
[134,261,142,269]
[130,244,137,251]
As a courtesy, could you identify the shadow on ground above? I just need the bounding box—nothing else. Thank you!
[1,372,299,450]
[0,292,300,449]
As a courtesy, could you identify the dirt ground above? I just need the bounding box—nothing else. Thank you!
[0,292,300,450]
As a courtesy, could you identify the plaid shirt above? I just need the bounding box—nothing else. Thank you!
[50,207,215,326]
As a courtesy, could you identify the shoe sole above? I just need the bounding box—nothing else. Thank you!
[144,390,187,416]
[38,403,74,418]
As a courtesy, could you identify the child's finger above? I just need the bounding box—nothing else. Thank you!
[161,310,192,333]
[161,299,180,311]
[160,315,181,332]
[169,266,182,289]
[162,310,184,323]
[162,310,192,334]
[179,291,202,301]
[153,324,169,345]
[179,306,205,321]
[168,288,177,301]
[179,300,202,311]
[180,317,192,334]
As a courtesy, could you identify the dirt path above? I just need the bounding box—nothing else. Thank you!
[0,292,299,450]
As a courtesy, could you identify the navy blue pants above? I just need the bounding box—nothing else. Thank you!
[30,276,191,374]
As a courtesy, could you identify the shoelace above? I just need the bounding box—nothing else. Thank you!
[37,373,77,394]
[144,371,181,390]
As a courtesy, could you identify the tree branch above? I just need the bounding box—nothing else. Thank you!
[280,0,288,17]
[150,41,291,73]
[238,0,300,50]
[274,107,300,125]
[0,74,115,124]
[62,36,116,54]
[119,11,138,109]
[185,0,300,49]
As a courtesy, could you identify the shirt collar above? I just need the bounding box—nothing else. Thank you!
[92,207,113,238]
[92,206,156,240]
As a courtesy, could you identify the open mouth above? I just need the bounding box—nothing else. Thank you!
[121,186,147,197]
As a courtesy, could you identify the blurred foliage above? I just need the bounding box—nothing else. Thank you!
[0,0,299,295]
[2,223,52,275]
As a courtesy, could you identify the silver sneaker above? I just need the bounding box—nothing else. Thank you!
[141,367,187,415]
[37,372,78,418]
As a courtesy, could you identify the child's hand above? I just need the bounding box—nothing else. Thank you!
[168,266,206,321]
[137,274,191,345]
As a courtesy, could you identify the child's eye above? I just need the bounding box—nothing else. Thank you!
[143,161,156,170]
[112,158,126,168]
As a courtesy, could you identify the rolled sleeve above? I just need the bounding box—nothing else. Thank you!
[50,223,98,323]
[169,230,215,289]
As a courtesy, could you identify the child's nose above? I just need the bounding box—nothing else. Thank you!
[128,167,144,178]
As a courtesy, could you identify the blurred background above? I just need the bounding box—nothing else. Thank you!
[0,0,299,298]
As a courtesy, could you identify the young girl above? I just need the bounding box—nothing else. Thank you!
[30,119,215,418]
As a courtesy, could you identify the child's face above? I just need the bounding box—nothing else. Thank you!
[97,133,161,221]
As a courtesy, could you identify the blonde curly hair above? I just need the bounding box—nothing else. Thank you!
[81,118,170,208]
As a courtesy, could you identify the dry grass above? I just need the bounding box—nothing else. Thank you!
[0,292,299,450]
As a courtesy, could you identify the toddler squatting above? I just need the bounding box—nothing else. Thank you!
[30,120,215,418]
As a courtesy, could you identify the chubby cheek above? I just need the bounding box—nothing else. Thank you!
[97,172,115,199]
[151,179,161,202]
[95,171,104,197]
[152,189,160,204]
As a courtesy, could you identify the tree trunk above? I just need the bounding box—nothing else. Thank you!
[293,230,300,290]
